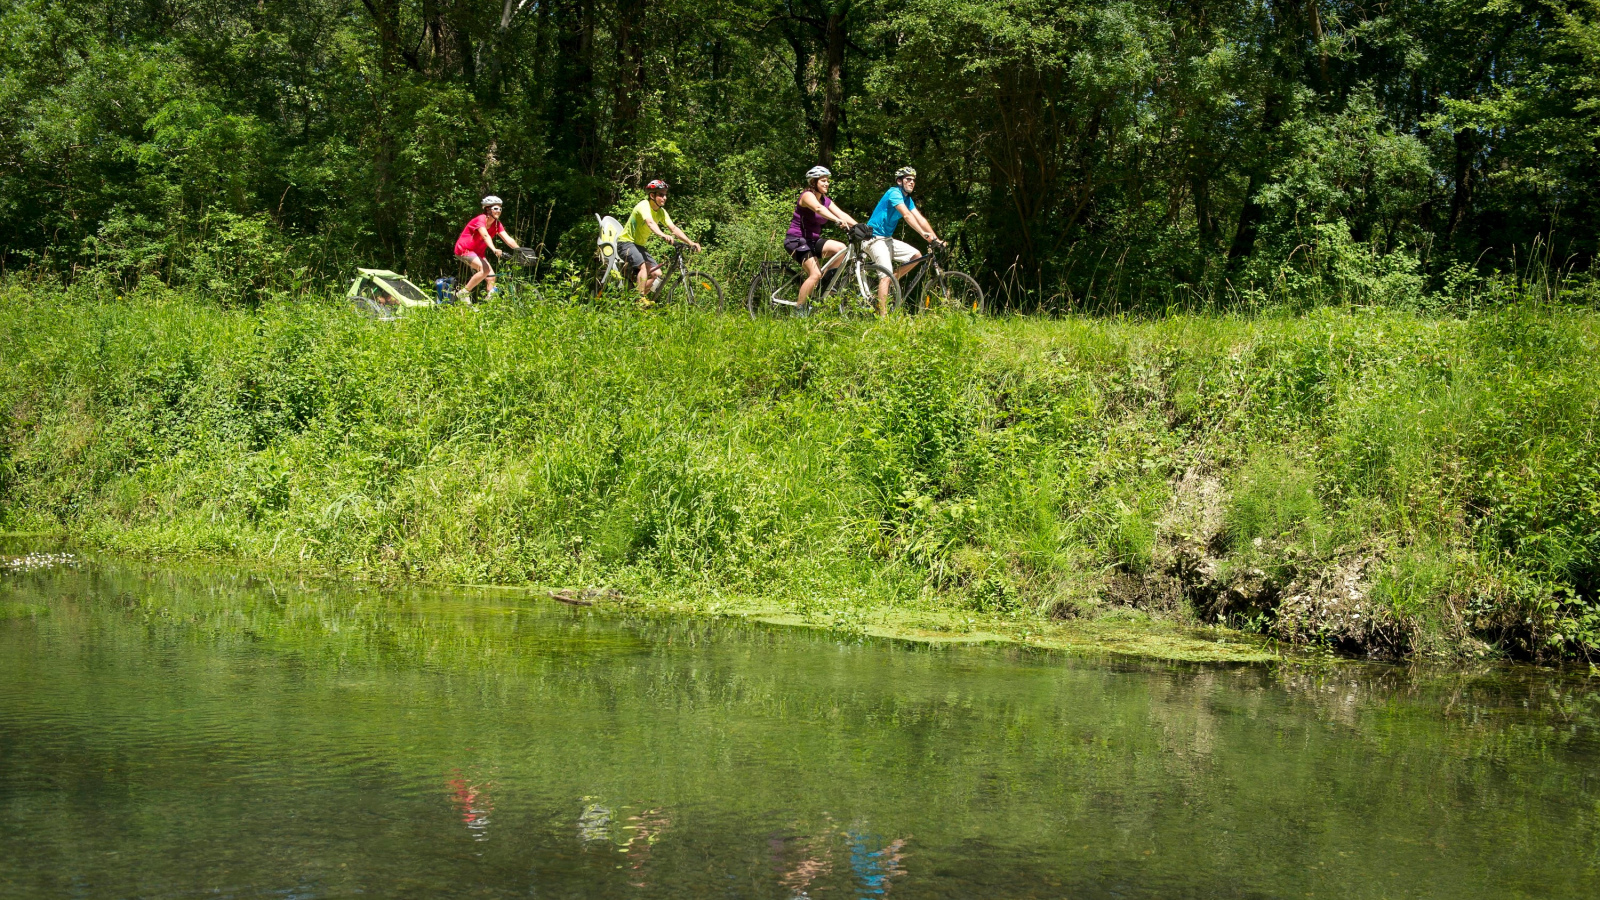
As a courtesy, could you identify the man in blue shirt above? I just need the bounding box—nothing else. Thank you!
[866,166,943,314]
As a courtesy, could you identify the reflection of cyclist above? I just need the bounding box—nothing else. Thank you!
[786,166,860,311]
[453,195,522,301]
[849,829,907,897]
[619,179,701,304]
[866,167,942,314]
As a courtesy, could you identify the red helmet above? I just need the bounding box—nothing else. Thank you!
[645,179,668,191]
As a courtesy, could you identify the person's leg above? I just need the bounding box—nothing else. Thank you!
[620,243,651,295]
[458,253,487,293]
[868,238,896,314]
[797,255,823,305]
[482,259,497,297]
[641,251,662,295]
[891,240,919,278]
[820,240,847,270]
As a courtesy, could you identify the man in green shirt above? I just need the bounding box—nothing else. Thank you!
[619,179,701,302]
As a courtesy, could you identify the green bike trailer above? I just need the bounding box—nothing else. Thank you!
[347,268,436,320]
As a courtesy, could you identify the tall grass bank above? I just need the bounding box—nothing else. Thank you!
[2,284,1596,662]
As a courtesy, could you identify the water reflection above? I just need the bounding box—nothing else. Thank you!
[777,824,836,899]
[620,807,671,887]
[577,797,612,844]
[447,772,493,842]
[2,556,1599,899]
[849,828,908,897]
[767,819,909,899]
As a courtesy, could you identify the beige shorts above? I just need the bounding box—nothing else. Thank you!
[866,237,918,273]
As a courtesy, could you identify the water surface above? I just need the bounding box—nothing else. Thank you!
[2,558,1597,898]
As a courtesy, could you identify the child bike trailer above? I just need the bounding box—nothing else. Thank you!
[348,268,436,320]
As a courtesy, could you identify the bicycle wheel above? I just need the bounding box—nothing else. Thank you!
[593,258,627,304]
[745,263,804,319]
[921,271,985,315]
[662,269,725,311]
[351,293,398,321]
[498,280,544,312]
[839,258,902,317]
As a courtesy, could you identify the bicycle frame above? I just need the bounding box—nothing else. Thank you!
[760,238,861,309]
[894,243,948,302]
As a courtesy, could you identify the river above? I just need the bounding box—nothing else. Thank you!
[2,555,1597,898]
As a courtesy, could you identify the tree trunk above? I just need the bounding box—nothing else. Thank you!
[818,10,845,165]
[1447,128,1476,239]
[1227,90,1284,266]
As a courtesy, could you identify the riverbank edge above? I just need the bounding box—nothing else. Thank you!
[2,536,1278,663]
[4,293,1596,664]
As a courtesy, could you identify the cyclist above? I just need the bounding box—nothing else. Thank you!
[619,179,701,305]
[866,167,943,314]
[453,195,522,301]
[785,165,861,311]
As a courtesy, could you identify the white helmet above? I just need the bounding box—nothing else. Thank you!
[481,195,503,207]
[805,166,831,181]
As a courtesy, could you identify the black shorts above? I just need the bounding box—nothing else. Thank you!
[784,234,826,263]
[618,242,657,275]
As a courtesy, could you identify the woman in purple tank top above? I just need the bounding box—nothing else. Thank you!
[783,166,860,309]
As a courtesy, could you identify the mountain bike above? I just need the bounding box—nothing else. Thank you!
[744,227,902,319]
[895,241,985,314]
[593,238,723,309]
[652,241,724,309]
[490,246,545,310]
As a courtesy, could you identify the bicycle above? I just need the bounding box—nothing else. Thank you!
[650,241,724,309]
[488,246,545,310]
[894,241,985,315]
[592,217,723,309]
[743,226,902,319]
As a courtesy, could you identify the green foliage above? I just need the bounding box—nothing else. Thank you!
[2,285,1598,660]
[1224,454,1325,552]
[2,0,1597,308]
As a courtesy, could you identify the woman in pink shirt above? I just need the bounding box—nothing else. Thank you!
[453,195,522,300]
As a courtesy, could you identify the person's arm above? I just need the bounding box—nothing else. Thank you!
[501,231,520,250]
[803,193,856,228]
[894,203,940,244]
[666,220,702,253]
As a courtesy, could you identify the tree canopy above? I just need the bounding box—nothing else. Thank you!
[3,0,1597,307]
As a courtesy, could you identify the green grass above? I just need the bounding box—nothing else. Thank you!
[2,279,1596,662]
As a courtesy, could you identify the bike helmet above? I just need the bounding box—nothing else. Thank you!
[894,166,917,180]
[806,165,832,181]
[645,179,669,191]
[481,195,503,207]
